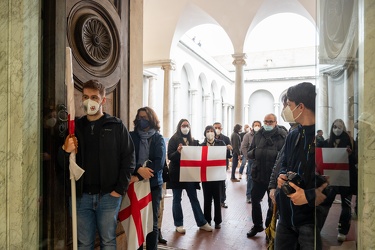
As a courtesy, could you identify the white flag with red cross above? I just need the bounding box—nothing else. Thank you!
[316,147,350,186]
[118,180,153,250]
[180,146,227,182]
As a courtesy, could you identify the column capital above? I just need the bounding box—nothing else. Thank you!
[173,81,181,88]
[189,89,198,95]
[161,61,176,71]
[232,53,247,66]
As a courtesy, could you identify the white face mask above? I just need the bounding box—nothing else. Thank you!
[215,129,221,135]
[245,127,250,133]
[206,132,215,141]
[181,127,190,135]
[253,126,260,132]
[83,99,100,115]
[281,105,301,123]
[333,128,343,136]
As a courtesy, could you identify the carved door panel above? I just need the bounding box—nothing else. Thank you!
[42,0,129,249]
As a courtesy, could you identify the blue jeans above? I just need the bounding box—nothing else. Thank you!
[73,193,122,250]
[246,159,253,199]
[275,223,322,250]
[172,183,207,227]
[239,155,247,175]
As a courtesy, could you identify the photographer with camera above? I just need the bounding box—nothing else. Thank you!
[275,82,328,250]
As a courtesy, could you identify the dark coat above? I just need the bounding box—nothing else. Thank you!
[166,134,200,189]
[130,131,166,188]
[248,126,287,185]
[58,113,135,196]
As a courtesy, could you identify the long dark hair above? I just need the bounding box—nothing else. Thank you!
[173,119,193,144]
[133,106,161,131]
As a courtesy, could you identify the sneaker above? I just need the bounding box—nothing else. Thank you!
[246,198,252,203]
[239,174,242,179]
[247,226,264,238]
[333,199,342,204]
[176,226,186,234]
[200,223,213,232]
[221,202,228,208]
[231,178,240,182]
[215,224,221,229]
[337,233,346,242]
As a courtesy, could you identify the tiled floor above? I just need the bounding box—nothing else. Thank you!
[157,169,357,250]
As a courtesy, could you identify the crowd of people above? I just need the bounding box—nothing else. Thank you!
[58,80,358,250]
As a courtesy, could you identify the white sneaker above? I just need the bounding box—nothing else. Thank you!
[337,233,346,242]
[176,226,186,234]
[199,223,213,232]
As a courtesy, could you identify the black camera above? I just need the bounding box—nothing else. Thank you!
[281,172,303,195]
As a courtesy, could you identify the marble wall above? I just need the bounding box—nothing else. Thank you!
[358,0,375,249]
[0,0,41,248]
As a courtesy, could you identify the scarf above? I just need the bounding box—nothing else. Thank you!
[137,128,156,166]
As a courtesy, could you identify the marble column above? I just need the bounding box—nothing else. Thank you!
[0,1,41,248]
[204,95,212,126]
[317,73,329,136]
[244,104,249,124]
[358,0,375,248]
[189,89,198,137]
[172,81,181,130]
[214,99,222,122]
[232,53,247,125]
[223,103,229,136]
[147,76,157,109]
[161,62,175,138]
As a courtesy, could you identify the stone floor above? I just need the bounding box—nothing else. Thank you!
[157,168,357,250]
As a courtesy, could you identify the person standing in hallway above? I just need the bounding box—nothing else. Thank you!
[241,121,261,203]
[200,125,226,229]
[58,79,135,249]
[213,122,232,208]
[317,119,357,242]
[166,119,213,233]
[230,124,242,182]
[276,82,328,250]
[129,106,166,250]
[246,114,286,238]
[316,129,325,145]
[238,124,250,179]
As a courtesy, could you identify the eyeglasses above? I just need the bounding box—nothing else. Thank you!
[264,120,275,124]
[181,124,190,128]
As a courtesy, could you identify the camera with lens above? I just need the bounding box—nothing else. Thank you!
[281,172,303,195]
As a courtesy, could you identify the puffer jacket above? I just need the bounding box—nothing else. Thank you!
[248,126,286,185]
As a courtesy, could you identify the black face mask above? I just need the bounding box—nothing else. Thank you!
[139,119,150,130]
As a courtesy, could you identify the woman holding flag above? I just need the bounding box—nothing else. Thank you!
[129,107,166,250]
[166,119,213,233]
[200,125,226,229]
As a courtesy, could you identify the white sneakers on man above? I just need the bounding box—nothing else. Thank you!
[199,223,213,232]
[176,226,186,234]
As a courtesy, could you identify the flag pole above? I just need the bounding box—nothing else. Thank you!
[65,47,78,250]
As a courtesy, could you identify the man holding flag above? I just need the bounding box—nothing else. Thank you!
[59,79,135,249]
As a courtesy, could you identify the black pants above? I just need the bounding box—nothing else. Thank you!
[202,181,222,225]
[251,181,273,228]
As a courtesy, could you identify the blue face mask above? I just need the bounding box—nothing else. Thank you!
[139,119,150,130]
[263,125,274,131]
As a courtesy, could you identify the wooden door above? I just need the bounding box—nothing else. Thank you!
[42,0,129,249]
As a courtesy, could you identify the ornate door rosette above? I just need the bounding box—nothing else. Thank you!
[67,0,121,85]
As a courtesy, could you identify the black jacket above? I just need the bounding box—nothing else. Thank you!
[166,134,200,189]
[277,124,317,228]
[248,126,286,185]
[58,113,135,196]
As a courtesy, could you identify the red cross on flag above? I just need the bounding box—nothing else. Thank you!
[316,147,350,186]
[118,180,153,250]
[180,146,227,182]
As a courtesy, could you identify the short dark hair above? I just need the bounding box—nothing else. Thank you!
[317,129,323,133]
[252,120,261,127]
[83,80,106,96]
[287,82,315,113]
[204,125,216,137]
[133,106,161,131]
